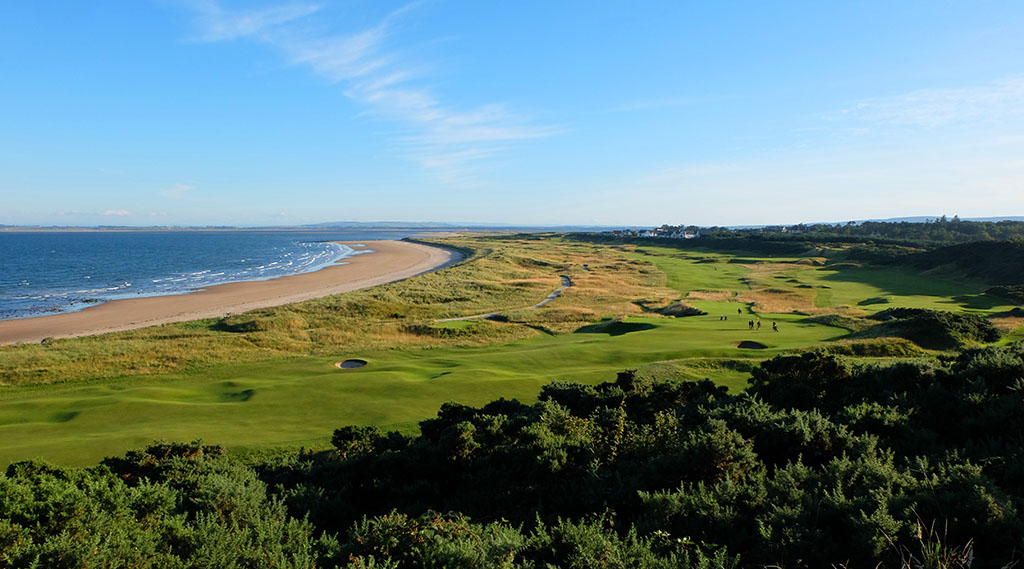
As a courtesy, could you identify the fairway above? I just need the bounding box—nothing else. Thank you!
[0,310,846,466]
[627,244,1015,315]
[0,236,1019,466]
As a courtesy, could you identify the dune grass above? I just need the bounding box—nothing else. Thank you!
[0,236,671,386]
[0,235,1020,466]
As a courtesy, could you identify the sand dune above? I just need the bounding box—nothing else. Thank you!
[0,240,461,345]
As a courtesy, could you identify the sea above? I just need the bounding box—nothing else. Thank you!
[0,230,431,321]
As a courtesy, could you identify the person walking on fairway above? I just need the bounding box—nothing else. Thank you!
[772,321,779,332]
[737,308,742,315]
[756,320,761,330]
[748,320,754,330]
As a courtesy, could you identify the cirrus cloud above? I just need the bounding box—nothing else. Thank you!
[180,1,561,183]
[841,75,1024,128]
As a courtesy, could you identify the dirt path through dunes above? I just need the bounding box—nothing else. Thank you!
[437,275,572,322]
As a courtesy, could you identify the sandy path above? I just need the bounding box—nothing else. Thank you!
[0,240,461,345]
[436,275,572,322]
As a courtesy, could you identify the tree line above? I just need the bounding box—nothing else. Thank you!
[656,218,1024,246]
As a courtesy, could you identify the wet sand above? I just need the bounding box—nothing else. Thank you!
[0,240,461,345]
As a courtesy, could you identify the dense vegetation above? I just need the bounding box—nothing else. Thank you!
[4,342,1023,567]
[582,221,1024,281]
[987,285,1024,305]
[3,227,1024,566]
[660,217,1024,246]
[5,229,1024,466]
[852,308,1003,350]
[897,241,1024,285]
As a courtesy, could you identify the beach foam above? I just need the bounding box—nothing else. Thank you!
[0,234,359,320]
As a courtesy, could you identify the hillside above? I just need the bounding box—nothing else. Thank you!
[2,343,1022,567]
[899,240,1024,285]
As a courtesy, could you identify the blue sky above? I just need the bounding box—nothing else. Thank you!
[2,1,1023,227]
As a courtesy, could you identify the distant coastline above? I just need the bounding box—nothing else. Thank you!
[0,226,461,233]
[0,222,630,233]
[0,230,463,323]
[0,240,461,345]
[3,216,1021,233]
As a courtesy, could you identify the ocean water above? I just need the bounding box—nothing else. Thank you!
[0,230,426,320]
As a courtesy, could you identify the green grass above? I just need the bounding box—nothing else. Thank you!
[0,310,845,466]
[628,245,1015,316]
[810,265,1007,313]
[1,236,1021,467]
[628,248,753,294]
[1002,325,1024,344]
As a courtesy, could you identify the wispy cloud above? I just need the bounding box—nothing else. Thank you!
[182,1,559,181]
[841,76,1024,128]
[184,0,321,42]
[160,183,194,199]
[103,209,132,216]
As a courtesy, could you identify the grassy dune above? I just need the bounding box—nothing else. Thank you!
[0,235,1019,466]
[0,237,668,386]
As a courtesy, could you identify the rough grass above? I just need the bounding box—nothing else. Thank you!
[992,315,1024,333]
[0,309,846,466]
[2,235,1023,466]
[851,308,1003,350]
[816,337,926,357]
[685,290,737,301]
[803,314,874,332]
[0,236,678,386]
[656,302,706,317]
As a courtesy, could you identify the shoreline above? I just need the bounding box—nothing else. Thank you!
[0,240,462,346]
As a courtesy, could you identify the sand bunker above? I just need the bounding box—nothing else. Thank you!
[335,359,368,369]
[735,341,767,349]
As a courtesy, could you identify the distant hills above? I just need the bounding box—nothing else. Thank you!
[3,216,1023,232]
[301,221,464,229]
[847,215,1024,224]
[300,221,629,232]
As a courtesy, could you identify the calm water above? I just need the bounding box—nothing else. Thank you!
[0,230,426,320]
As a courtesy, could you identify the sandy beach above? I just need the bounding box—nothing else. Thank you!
[0,240,461,346]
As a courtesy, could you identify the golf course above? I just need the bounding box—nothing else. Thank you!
[1,233,1019,466]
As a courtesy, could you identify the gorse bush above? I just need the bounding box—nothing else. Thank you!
[0,442,318,569]
[986,284,1024,304]
[4,344,1024,567]
[853,307,1003,349]
[256,344,1023,567]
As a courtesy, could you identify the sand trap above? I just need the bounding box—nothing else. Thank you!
[735,340,768,349]
[335,359,368,369]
